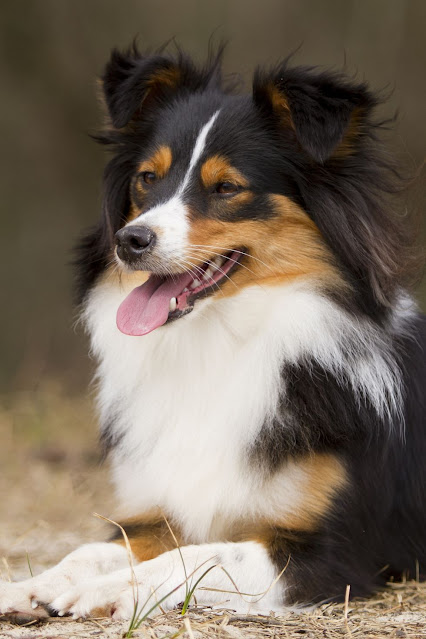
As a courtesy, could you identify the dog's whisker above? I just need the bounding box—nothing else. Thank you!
[184,254,239,290]
[187,248,258,280]
[178,258,208,283]
[189,245,274,273]
[189,246,262,276]
[178,257,225,294]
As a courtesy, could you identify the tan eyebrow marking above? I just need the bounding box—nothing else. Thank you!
[200,154,249,189]
[137,145,173,179]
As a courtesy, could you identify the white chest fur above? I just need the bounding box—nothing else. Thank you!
[84,278,401,541]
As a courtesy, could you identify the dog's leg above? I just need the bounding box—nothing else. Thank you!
[0,511,181,616]
[50,541,283,619]
[0,542,129,616]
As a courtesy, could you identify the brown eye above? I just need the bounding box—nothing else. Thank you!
[215,182,239,196]
[140,171,156,185]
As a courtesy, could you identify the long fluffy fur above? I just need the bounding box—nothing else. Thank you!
[80,46,426,601]
[0,46,424,620]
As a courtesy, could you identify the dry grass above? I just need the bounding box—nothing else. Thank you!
[0,386,425,638]
[0,383,114,578]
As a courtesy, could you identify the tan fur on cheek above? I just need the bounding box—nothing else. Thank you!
[188,194,344,296]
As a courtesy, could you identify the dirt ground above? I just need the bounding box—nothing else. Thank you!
[1,386,425,638]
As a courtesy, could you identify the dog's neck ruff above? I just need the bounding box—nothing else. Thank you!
[84,279,406,539]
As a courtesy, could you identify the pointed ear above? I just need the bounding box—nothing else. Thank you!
[102,46,221,129]
[253,65,376,163]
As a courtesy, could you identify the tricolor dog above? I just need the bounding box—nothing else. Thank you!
[1,45,425,620]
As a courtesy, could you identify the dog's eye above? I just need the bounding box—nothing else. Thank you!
[215,182,239,196]
[139,171,157,185]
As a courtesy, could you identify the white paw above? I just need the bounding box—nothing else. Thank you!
[0,543,129,616]
[51,574,137,620]
[50,566,182,621]
[0,580,29,615]
[0,579,48,616]
[0,573,72,615]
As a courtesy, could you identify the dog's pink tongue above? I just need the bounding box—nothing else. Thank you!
[116,272,193,336]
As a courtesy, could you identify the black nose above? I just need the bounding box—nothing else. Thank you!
[115,226,156,263]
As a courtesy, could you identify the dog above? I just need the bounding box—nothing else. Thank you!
[1,44,425,621]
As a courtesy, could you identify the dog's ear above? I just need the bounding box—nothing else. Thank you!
[102,46,221,129]
[253,64,376,163]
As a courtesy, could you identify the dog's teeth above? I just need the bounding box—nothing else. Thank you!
[213,256,225,268]
[169,297,177,312]
[191,279,201,289]
[203,267,214,280]
[183,287,189,293]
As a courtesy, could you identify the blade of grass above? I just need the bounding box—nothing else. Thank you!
[126,556,219,636]
[25,550,33,577]
[183,616,195,639]
[181,564,219,614]
[163,516,190,604]
[92,512,139,636]
[1,557,12,582]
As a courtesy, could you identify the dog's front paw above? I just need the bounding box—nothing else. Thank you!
[0,579,50,617]
[51,573,137,620]
[0,543,130,617]
[0,571,75,617]
[50,565,184,621]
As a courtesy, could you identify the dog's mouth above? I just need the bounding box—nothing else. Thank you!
[116,250,244,336]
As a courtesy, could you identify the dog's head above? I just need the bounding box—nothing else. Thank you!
[77,45,413,335]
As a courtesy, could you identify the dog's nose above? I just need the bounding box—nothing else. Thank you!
[115,226,156,262]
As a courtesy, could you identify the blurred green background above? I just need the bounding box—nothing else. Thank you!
[0,0,425,393]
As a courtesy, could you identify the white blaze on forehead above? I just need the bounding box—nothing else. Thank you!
[177,110,220,195]
[127,110,220,259]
